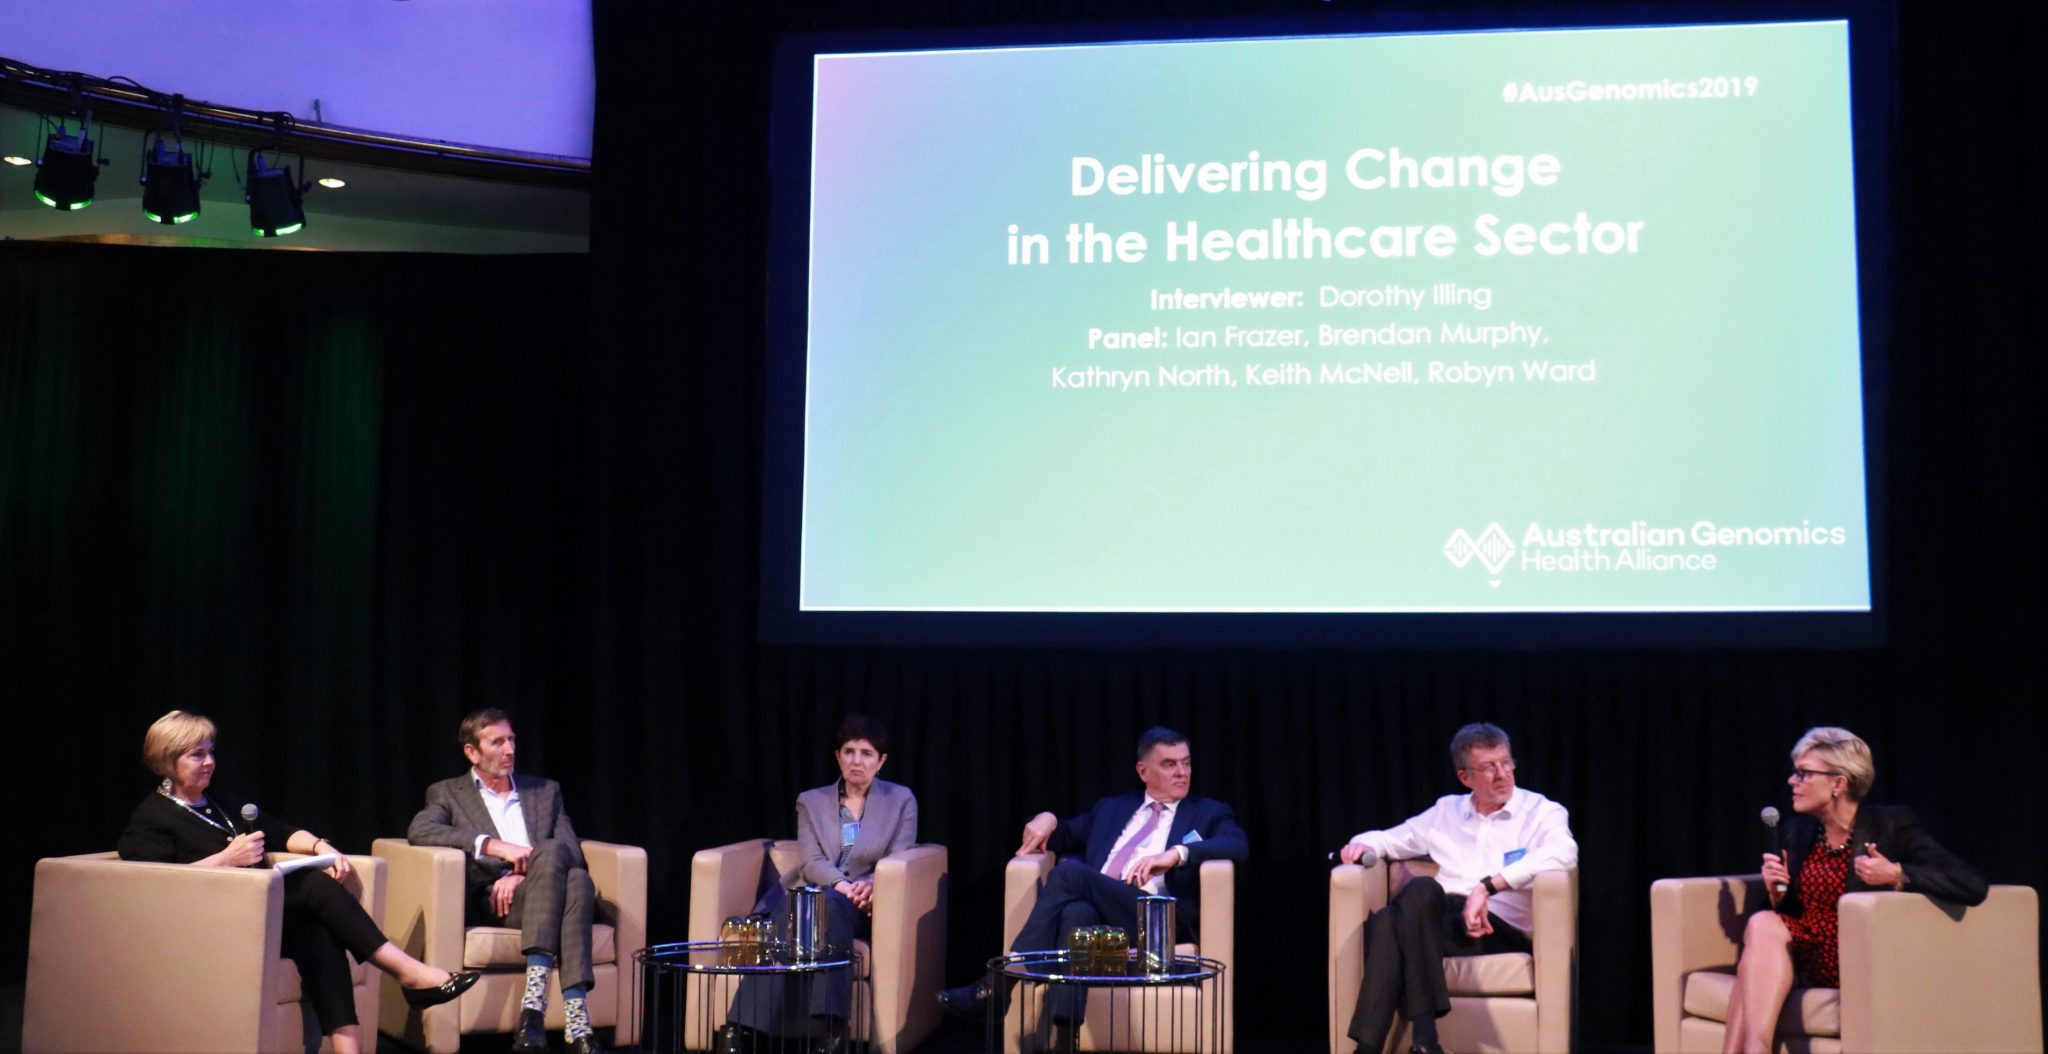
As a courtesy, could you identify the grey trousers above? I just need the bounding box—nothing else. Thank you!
[497,838,598,993]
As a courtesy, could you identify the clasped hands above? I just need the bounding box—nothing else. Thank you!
[484,837,534,917]
[834,878,877,913]
[1016,812,1180,888]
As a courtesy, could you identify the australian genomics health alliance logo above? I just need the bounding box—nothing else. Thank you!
[1443,519,1851,587]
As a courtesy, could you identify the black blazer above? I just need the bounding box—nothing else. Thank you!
[1778,803,1987,917]
[1046,792,1250,932]
[117,790,302,866]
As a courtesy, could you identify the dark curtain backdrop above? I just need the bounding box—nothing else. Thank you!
[5,0,2042,1048]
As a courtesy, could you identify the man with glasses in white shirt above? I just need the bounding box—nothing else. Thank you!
[1338,723,1577,1054]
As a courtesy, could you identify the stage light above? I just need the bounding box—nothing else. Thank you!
[2,155,32,167]
[246,149,305,237]
[33,125,99,210]
[140,135,203,225]
[316,177,347,189]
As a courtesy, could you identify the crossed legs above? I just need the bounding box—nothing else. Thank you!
[1721,910,1796,1054]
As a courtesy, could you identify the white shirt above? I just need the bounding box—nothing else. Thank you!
[1348,787,1577,934]
[471,770,530,858]
[1102,796,1187,894]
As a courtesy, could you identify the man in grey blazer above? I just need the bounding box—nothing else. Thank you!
[408,709,603,1054]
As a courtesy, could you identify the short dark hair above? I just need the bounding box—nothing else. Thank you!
[835,713,889,755]
[1450,722,1511,770]
[1136,726,1187,761]
[459,708,513,750]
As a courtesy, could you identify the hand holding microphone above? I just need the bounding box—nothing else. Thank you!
[1760,805,1788,896]
[1331,843,1377,867]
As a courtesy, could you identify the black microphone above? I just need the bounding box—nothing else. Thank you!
[1760,805,1786,894]
[1327,845,1378,866]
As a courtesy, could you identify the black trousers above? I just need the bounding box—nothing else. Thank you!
[280,868,387,1034]
[1347,878,1531,1050]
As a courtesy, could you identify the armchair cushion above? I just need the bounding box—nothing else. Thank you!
[462,923,617,969]
[1445,952,1535,997]
[1680,971,1841,1037]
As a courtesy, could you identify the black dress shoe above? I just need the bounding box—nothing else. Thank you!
[1047,1019,1078,1054]
[510,1007,548,1052]
[403,970,482,1009]
[937,979,993,1021]
[809,1015,850,1054]
[566,1030,608,1054]
[714,1022,758,1054]
[1408,1044,1444,1054]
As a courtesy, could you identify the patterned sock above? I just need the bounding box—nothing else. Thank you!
[563,994,592,1041]
[521,963,551,1013]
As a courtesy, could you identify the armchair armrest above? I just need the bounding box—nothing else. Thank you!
[1196,859,1235,963]
[872,844,949,1052]
[1529,868,1578,1054]
[1649,875,1761,1054]
[1328,862,1388,1054]
[1838,885,2043,1053]
[689,838,770,941]
[1003,853,1056,951]
[371,839,468,970]
[25,855,284,1054]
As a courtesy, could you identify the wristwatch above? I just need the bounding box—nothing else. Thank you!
[1480,875,1499,895]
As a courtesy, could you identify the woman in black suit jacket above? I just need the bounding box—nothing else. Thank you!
[1720,726,1987,1054]
[117,711,478,1054]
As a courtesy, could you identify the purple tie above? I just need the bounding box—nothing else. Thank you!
[1104,801,1166,881]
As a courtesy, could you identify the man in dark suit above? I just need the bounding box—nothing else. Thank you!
[408,709,604,1054]
[937,727,1250,1045]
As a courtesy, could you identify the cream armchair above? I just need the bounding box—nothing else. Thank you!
[371,838,646,1054]
[24,850,385,1054]
[1650,875,2042,1053]
[1328,859,1577,1054]
[1000,853,1236,1054]
[686,838,949,1054]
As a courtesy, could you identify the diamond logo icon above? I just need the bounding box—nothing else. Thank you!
[1443,528,1478,568]
[1474,523,1515,575]
[1444,523,1516,577]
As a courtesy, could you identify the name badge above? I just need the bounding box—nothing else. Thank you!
[842,821,861,847]
[1503,848,1527,866]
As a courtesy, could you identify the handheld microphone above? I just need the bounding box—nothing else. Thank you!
[1760,806,1786,895]
[241,803,260,826]
[1327,845,1378,867]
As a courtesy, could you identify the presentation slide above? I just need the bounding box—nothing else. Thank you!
[797,21,1872,613]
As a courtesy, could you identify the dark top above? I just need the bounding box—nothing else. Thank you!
[1777,803,1988,917]
[117,789,301,866]
[1046,792,1250,930]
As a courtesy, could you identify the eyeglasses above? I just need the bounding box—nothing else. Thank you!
[1462,759,1516,777]
[1789,768,1841,783]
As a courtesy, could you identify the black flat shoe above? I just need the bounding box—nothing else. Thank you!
[403,970,481,1009]
[937,979,992,1021]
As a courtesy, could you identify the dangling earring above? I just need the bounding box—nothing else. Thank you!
[158,777,174,796]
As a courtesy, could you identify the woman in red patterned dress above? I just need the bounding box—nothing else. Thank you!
[1720,727,1988,1054]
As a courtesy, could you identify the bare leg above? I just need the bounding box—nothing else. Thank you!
[1723,911,1796,1054]
[368,940,455,990]
[326,1023,361,1054]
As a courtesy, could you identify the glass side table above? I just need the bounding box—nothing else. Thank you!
[638,940,870,1053]
[988,949,1226,1053]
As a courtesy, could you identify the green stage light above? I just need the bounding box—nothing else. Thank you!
[246,149,304,237]
[141,135,203,225]
[33,126,98,210]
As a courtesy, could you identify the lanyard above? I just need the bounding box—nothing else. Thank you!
[162,788,239,838]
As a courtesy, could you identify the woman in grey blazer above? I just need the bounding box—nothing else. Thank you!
[722,714,919,1054]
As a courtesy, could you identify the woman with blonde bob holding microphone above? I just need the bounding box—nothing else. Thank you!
[117,711,479,1054]
[1720,726,1987,1054]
